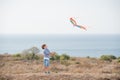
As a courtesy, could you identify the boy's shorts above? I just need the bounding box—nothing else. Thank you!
[44,59,50,67]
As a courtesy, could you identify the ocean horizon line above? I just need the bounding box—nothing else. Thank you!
[0,34,120,57]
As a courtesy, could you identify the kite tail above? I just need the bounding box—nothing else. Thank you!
[75,25,87,31]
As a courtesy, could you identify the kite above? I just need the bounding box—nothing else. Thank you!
[70,17,87,31]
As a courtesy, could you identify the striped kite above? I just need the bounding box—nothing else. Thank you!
[70,17,87,31]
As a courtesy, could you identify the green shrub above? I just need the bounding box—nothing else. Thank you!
[13,53,21,57]
[100,55,111,61]
[23,53,33,60]
[22,53,40,60]
[86,56,90,58]
[117,59,120,63]
[108,55,116,59]
[60,54,70,60]
[21,47,40,60]
[70,57,76,61]
[75,62,80,64]
[100,55,116,62]
[118,57,120,59]
[60,60,70,66]
[59,54,70,66]
[50,53,70,61]
[34,55,40,60]
[50,54,60,60]
[117,57,120,63]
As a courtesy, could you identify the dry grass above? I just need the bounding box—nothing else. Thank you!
[0,55,120,80]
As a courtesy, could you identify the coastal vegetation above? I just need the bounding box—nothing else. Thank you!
[0,51,120,80]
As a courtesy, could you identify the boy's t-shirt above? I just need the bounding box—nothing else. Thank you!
[44,48,50,60]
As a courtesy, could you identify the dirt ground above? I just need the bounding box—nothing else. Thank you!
[0,55,120,80]
[1,72,120,80]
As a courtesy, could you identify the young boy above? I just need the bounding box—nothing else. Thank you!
[41,44,54,74]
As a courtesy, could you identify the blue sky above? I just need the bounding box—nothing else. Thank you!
[0,0,120,35]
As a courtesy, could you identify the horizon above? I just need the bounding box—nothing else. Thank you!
[0,34,120,57]
[0,33,120,36]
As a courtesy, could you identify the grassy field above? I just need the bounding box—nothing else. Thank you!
[0,54,120,80]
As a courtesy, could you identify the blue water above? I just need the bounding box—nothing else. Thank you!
[0,34,120,57]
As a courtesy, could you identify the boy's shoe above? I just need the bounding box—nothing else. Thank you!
[47,71,50,74]
[45,72,47,74]
[44,71,50,74]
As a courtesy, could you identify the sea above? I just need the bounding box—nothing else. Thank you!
[0,34,120,57]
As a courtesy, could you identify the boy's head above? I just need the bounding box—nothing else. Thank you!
[41,44,47,49]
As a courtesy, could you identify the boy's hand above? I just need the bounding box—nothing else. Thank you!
[50,52,56,56]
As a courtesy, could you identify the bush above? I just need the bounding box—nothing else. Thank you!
[100,55,111,61]
[22,53,40,60]
[50,54,60,60]
[70,57,76,61]
[75,62,80,64]
[86,56,90,58]
[21,46,40,60]
[117,57,120,59]
[34,55,40,60]
[117,57,120,63]
[108,55,116,59]
[60,54,70,66]
[60,54,70,60]
[100,55,116,62]
[22,53,33,60]
[60,60,70,66]
[13,53,21,57]
[117,59,120,63]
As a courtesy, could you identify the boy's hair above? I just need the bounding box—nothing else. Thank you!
[41,44,46,49]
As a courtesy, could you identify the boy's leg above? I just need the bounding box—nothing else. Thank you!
[46,60,50,74]
[44,59,50,74]
[44,59,47,73]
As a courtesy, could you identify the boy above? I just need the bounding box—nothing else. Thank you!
[41,44,55,74]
